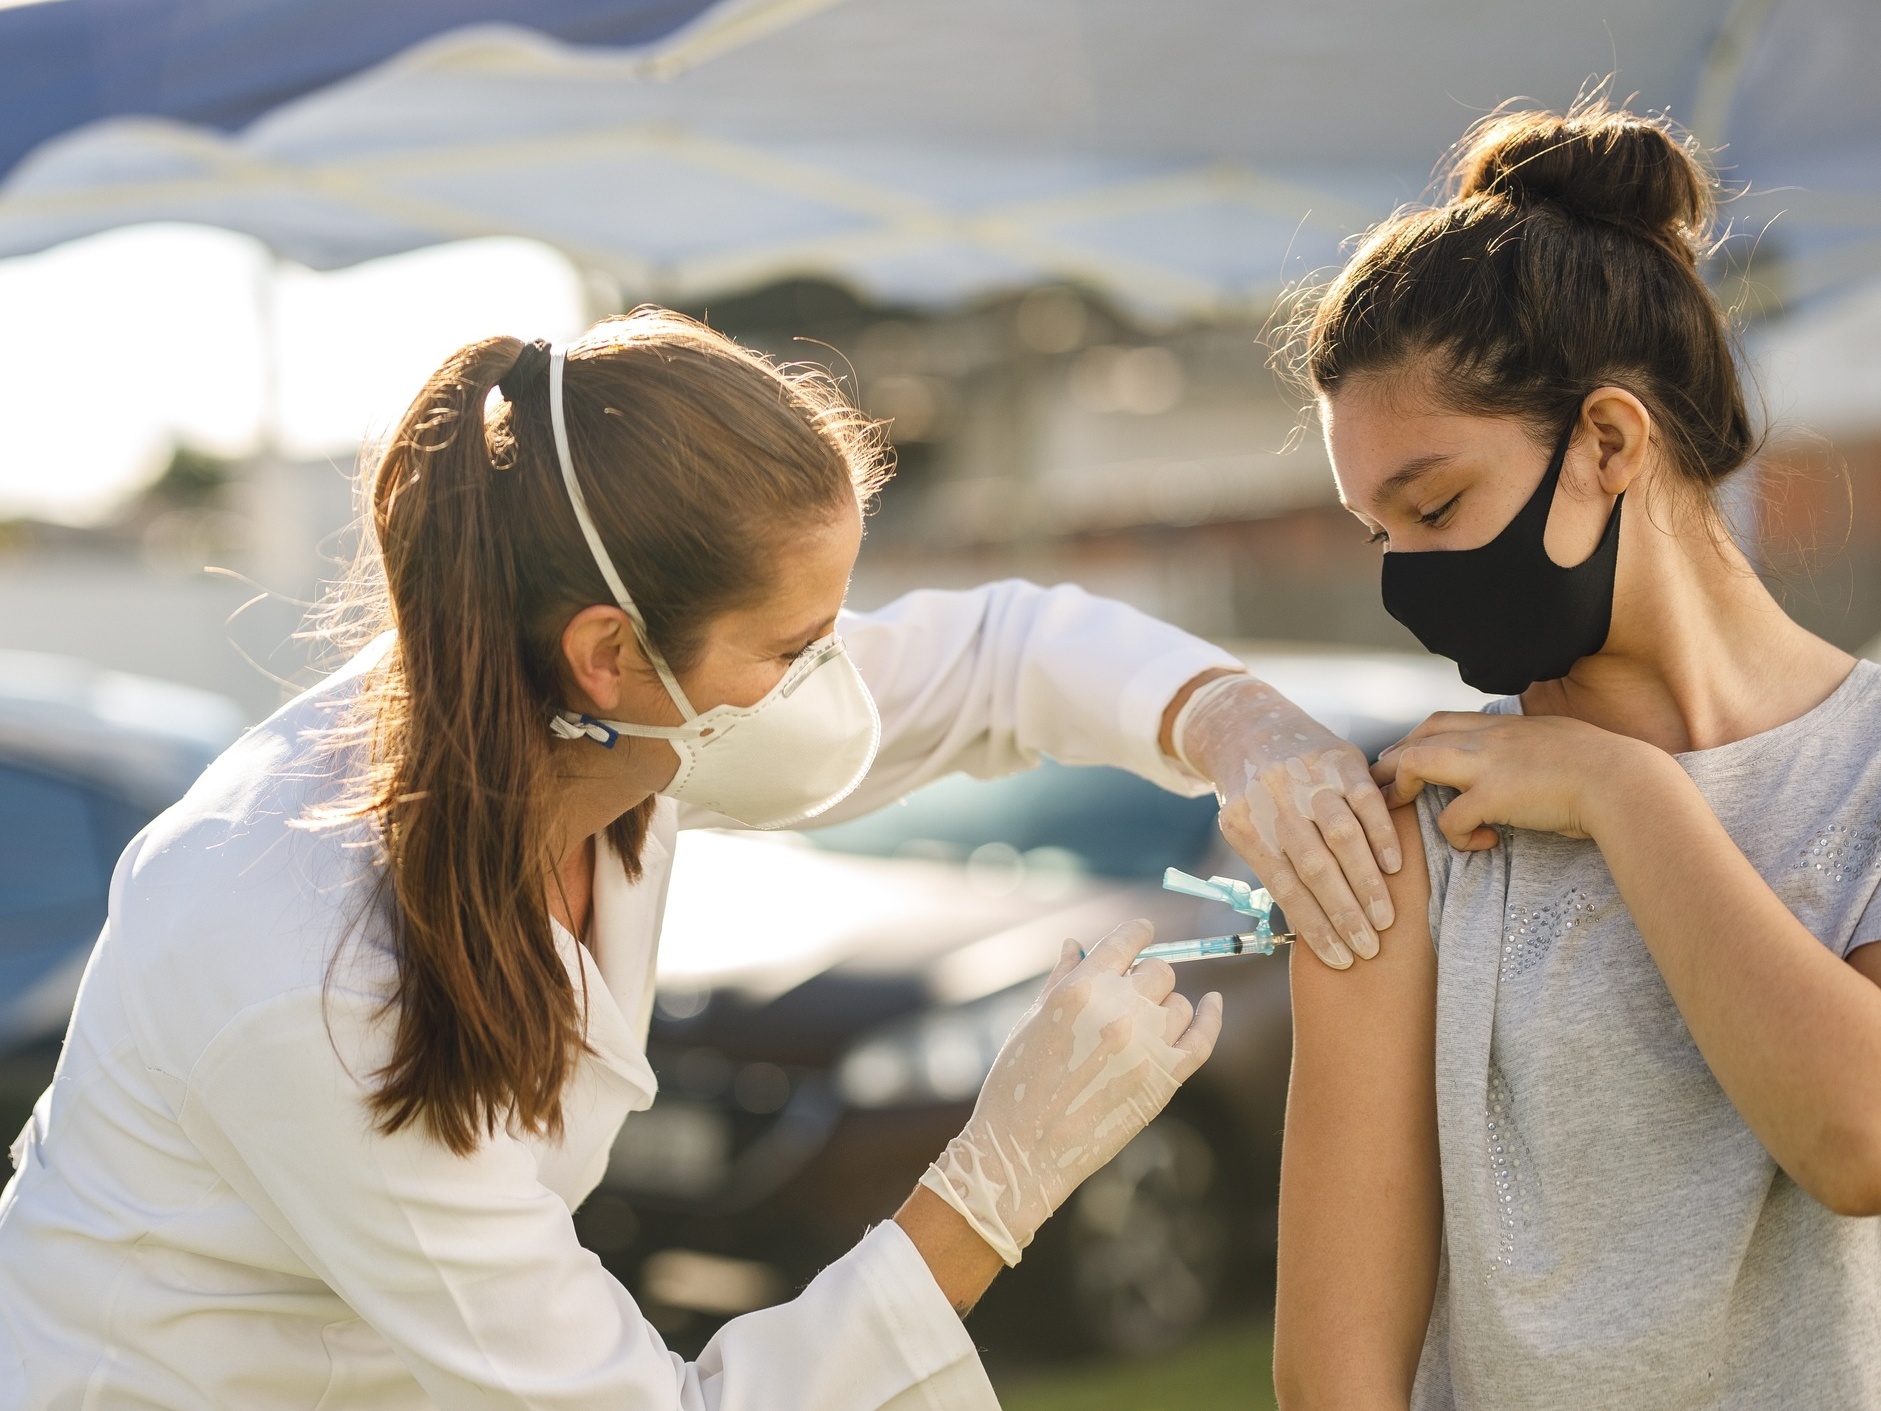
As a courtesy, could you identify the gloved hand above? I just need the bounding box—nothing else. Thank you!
[1173,673,1400,970]
[919,920,1223,1267]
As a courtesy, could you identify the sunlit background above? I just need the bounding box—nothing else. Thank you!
[4,0,1878,720]
[2,0,1879,1402]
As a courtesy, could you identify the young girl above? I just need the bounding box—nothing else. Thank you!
[1273,107,1881,1408]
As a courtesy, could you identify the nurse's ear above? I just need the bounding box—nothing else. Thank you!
[558,605,641,715]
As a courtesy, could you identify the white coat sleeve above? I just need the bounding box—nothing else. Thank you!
[179,986,997,1411]
[811,579,1242,826]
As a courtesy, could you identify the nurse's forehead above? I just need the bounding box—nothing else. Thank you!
[759,608,839,650]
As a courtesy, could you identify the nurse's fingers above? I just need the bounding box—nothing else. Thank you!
[1080,918,1158,976]
[1039,938,1082,996]
[1256,857,1353,971]
[1170,991,1224,1081]
[1281,805,1378,961]
[1159,989,1196,1045]
[1126,956,1177,1005]
[1343,761,1403,876]
[1218,797,1353,969]
[1309,788,1393,936]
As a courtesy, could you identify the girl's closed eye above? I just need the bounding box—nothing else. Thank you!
[1364,492,1460,546]
[1419,494,1461,528]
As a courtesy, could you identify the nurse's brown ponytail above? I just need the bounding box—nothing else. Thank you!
[332,311,888,1155]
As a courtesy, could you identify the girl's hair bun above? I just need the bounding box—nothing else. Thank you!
[1451,104,1713,259]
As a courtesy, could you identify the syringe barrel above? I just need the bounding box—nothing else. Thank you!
[1134,932,1279,964]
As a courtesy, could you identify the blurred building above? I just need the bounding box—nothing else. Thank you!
[0,449,356,721]
[9,262,1881,723]
[702,279,1418,652]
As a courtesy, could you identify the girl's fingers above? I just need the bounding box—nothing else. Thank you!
[1373,743,1429,808]
[1436,791,1501,852]
[1411,710,1503,738]
[1392,739,1481,797]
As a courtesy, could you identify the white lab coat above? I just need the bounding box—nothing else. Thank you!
[0,581,1236,1410]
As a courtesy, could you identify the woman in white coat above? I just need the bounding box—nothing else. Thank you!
[0,311,1398,1409]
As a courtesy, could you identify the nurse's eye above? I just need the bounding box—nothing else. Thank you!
[1366,528,1388,545]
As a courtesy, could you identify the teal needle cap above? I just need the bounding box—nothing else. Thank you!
[1162,866,1291,937]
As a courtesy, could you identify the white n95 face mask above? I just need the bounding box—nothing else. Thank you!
[541,347,881,830]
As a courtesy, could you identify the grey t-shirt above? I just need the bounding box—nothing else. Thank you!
[1411,661,1881,1410]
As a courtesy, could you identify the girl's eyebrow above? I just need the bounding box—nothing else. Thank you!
[1375,453,1454,508]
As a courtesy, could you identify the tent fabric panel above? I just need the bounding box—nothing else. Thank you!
[395,151,880,264]
[1038,199,1353,297]
[3,0,1881,315]
[0,0,718,182]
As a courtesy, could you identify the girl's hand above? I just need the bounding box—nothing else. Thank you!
[1370,711,1659,852]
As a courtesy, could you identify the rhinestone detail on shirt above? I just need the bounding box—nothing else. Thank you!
[1795,822,1881,885]
[1485,1061,1537,1279]
[1500,887,1597,981]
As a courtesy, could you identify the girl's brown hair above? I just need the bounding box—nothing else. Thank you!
[331,308,888,1154]
[1298,101,1757,493]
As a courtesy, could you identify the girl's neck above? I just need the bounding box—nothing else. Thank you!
[1523,496,1855,755]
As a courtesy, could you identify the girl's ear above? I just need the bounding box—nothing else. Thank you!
[1576,387,1654,498]
[559,605,637,713]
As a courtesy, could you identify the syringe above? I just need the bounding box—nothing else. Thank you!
[1130,867,1294,964]
[1130,930,1281,963]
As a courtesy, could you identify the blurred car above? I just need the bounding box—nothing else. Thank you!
[0,651,245,1052]
[0,652,245,1137]
[585,645,1488,1355]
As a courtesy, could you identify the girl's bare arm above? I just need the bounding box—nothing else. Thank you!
[1581,754,1881,1216]
[1274,805,1442,1411]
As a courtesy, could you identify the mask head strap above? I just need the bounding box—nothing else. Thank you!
[548,345,698,722]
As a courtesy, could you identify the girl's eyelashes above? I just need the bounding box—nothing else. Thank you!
[1364,493,1460,547]
[1418,494,1462,528]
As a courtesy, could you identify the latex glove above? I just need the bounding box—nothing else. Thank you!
[919,919,1223,1266]
[1174,673,1401,970]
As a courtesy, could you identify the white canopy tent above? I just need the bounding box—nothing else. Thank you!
[3,0,1881,523]
[2,0,1878,322]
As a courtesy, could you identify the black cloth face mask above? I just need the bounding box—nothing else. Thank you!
[1380,420,1624,696]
